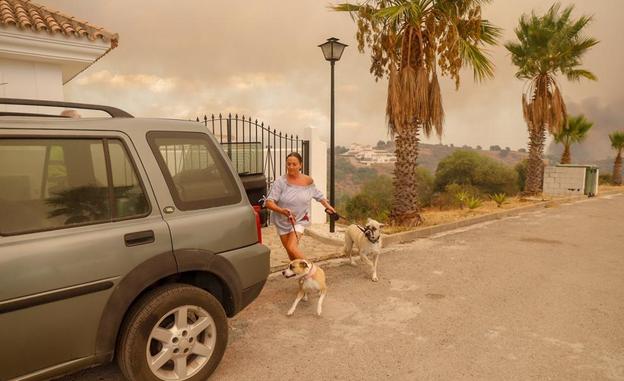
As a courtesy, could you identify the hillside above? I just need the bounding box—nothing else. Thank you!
[335,144,528,198]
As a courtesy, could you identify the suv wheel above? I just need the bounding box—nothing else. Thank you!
[117,284,228,381]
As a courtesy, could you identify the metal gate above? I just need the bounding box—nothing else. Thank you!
[197,114,309,190]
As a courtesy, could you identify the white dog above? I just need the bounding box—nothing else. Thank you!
[342,218,383,281]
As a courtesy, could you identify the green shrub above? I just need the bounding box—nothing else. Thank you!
[431,183,480,210]
[344,175,393,222]
[414,166,435,207]
[455,190,470,209]
[515,159,528,190]
[435,150,520,195]
[466,196,482,209]
[489,193,507,207]
[342,168,433,221]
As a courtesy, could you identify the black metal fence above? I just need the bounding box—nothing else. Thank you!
[197,114,310,188]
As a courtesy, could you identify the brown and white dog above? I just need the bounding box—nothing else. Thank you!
[282,259,327,316]
[343,218,383,282]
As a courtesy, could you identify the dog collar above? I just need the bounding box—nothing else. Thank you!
[356,225,380,244]
[303,263,316,279]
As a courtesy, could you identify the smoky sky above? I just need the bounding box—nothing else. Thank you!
[547,96,624,163]
[41,0,624,158]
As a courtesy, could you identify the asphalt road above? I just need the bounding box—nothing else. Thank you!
[57,193,624,381]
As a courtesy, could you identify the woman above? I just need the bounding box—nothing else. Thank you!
[265,152,335,260]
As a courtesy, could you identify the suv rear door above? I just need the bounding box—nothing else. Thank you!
[146,131,259,253]
[0,129,173,379]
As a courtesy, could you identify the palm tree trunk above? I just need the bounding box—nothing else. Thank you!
[560,144,571,164]
[613,150,623,185]
[525,125,546,195]
[390,126,423,226]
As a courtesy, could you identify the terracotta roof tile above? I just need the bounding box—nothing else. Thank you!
[0,0,118,46]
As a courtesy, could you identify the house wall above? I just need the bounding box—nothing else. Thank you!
[304,126,327,224]
[543,166,586,196]
[1,26,111,108]
[0,57,63,104]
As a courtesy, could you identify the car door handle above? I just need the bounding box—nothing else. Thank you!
[124,230,155,247]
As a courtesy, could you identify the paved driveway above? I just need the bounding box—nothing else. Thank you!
[58,194,624,381]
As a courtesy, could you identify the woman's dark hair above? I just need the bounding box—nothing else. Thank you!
[286,152,303,164]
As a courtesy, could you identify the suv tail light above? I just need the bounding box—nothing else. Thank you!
[252,205,262,244]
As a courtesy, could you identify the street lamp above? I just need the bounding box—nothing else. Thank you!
[319,37,347,233]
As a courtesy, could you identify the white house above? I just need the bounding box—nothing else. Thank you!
[0,0,117,105]
[343,143,396,165]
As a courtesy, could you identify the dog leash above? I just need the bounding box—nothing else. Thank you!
[287,211,300,243]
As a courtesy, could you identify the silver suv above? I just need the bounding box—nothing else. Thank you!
[0,98,270,381]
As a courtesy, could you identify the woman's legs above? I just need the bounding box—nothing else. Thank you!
[279,232,305,260]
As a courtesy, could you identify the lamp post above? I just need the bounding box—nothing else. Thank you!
[319,37,347,233]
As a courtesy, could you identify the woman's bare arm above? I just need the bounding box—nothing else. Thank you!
[265,200,295,223]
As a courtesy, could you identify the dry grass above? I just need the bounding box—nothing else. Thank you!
[350,186,624,236]
[599,184,624,193]
[382,197,542,234]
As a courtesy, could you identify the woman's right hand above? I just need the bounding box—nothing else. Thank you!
[281,208,295,223]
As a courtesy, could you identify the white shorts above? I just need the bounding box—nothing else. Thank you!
[276,223,305,236]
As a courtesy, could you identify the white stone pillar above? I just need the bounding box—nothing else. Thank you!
[304,126,328,224]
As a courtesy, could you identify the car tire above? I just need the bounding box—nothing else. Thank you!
[117,283,228,381]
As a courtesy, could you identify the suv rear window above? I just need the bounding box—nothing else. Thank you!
[0,138,149,235]
[147,131,241,210]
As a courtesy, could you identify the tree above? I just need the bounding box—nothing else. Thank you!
[334,0,500,226]
[489,145,501,151]
[505,3,598,195]
[552,114,593,164]
[434,150,520,196]
[609,131,624,185]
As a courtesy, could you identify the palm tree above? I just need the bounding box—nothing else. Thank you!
[609,131,624,185]
[552,114,593,164]
[505,3,598,195]
[334,0,500,226]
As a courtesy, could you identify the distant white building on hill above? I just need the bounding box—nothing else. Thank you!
[343,143,396,166]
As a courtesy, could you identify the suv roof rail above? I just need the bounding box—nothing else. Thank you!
[0,98,133,118]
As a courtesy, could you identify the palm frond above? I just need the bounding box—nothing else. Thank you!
[609,131,624,150]
[458,37,495,82]
[428,70,444,138]
[565,69,597,82]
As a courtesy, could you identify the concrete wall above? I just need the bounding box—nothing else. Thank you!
[543,166,586,196]
[304,126,328,224]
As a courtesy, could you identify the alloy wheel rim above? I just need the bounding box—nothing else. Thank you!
[146,305,217,380]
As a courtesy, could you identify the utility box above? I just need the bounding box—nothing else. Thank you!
[543,164,599,197]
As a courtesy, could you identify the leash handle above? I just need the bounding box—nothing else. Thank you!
[325,208,341,221]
